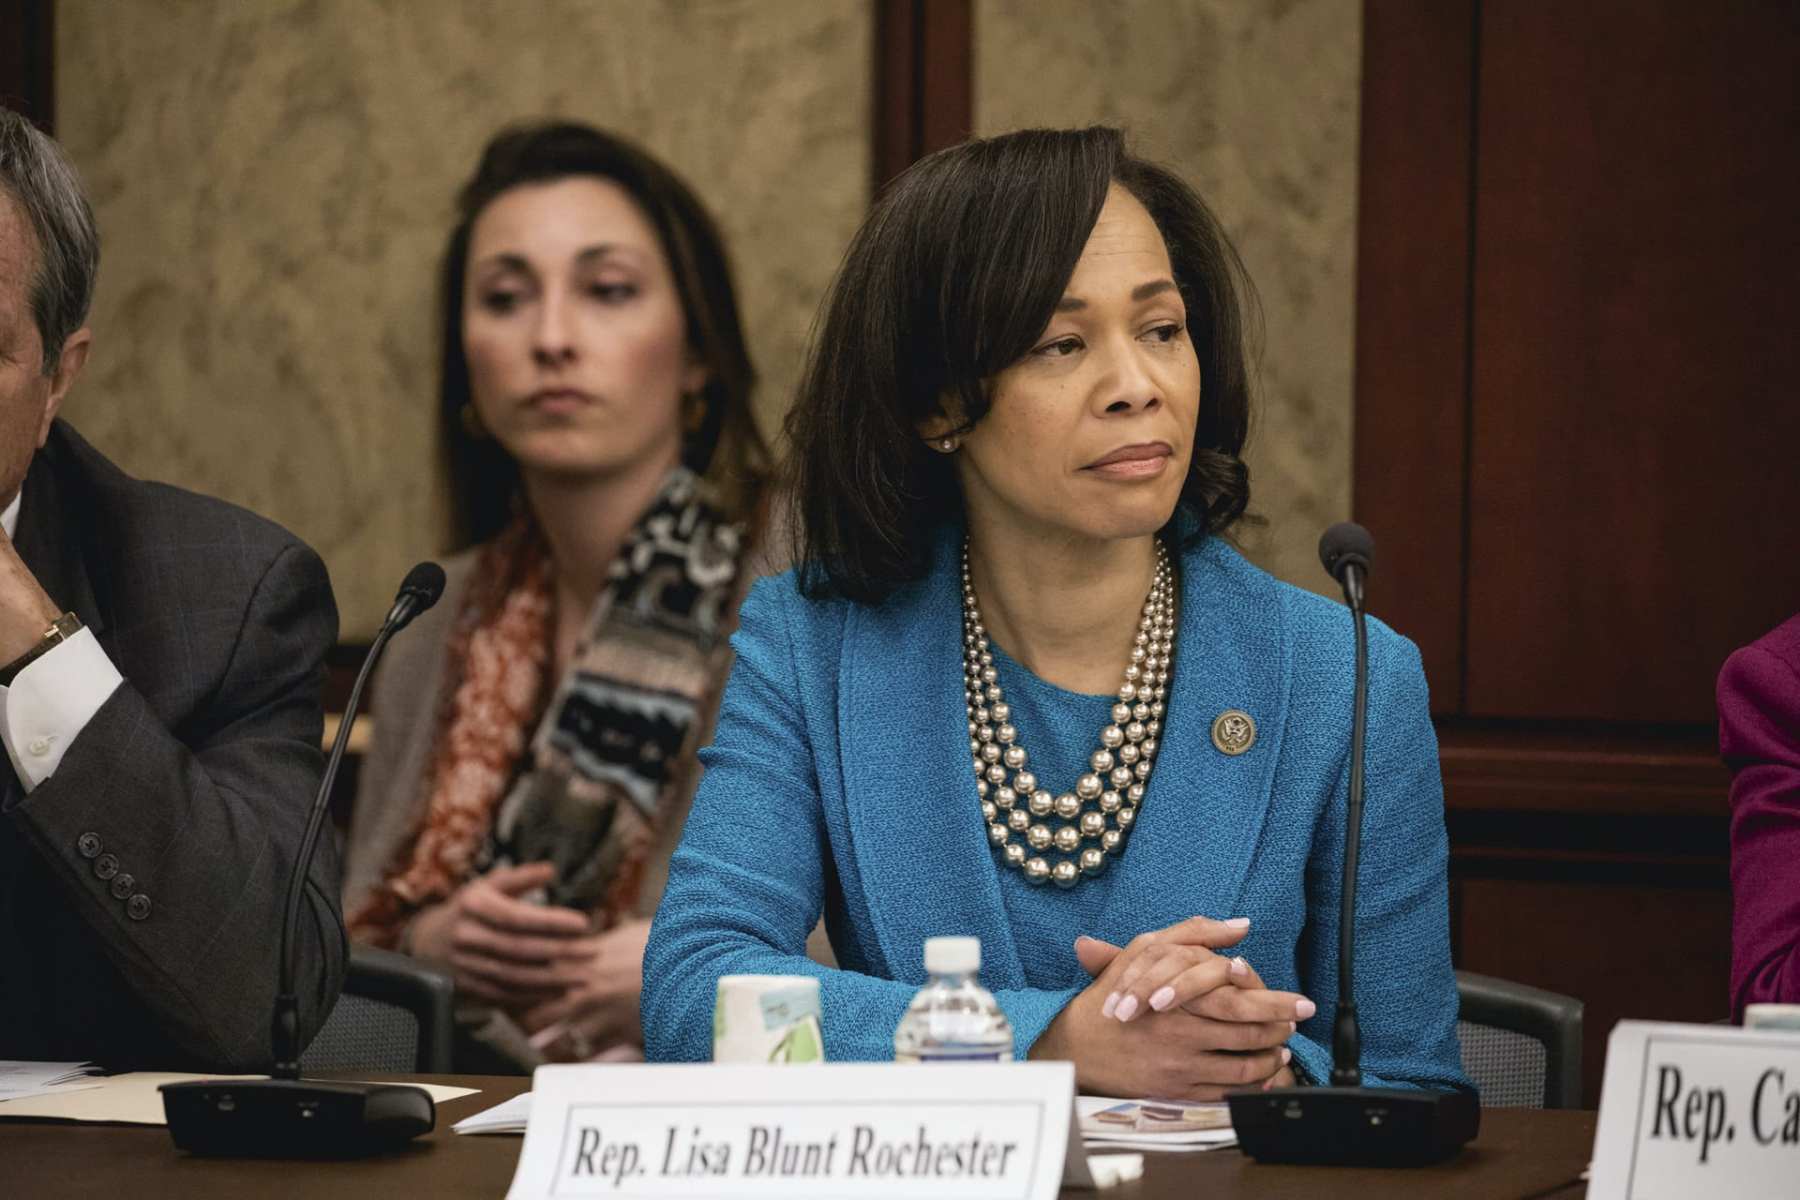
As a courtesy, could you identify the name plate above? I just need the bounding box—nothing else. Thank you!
[1590,1020,1800,1199]
[505,1062,1079,1200]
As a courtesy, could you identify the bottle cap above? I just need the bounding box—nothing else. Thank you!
[1744,1003,1800,1032]
[924,936,980,975]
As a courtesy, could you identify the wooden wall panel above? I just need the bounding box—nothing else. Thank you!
[873,0,972,192]
[1440,725,1726,819]
[0,0,55,130]
[1354,3,1767,1102]
[1464,2,1800,722]
[1352,0,1476,714]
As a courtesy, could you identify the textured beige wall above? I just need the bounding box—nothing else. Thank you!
[55,0,870,637]
[976,0,1361,595]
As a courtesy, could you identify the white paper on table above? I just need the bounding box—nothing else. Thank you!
[453,1089,534,1134]
[0,1082,103,1103]
[1080,1137,1238,1151]
[0,1072,477,1125]
[0,1061,97,1085]
[0,1060,102,1101]
[1075,1095,1237,1148]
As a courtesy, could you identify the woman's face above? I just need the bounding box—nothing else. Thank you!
[953,185,1200,548]
[462,176,703,485]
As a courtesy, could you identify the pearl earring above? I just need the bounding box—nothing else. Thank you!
[939,438,957,452]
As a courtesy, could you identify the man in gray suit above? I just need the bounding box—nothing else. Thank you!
[0,108,346,1069]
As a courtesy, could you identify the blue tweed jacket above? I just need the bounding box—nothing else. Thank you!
[643,530,1470,1093]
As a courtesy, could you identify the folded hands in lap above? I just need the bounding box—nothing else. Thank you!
[516,917,651,1057]
[1030,915,1312,1100]
[406,861,650,1058]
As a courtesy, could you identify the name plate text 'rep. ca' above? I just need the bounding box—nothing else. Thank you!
[1589,1020,1800,1199]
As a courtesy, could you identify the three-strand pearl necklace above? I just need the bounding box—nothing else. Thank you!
[961,540,1176,887]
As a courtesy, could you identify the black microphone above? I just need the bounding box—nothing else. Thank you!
[1318,520,1373,610]
[1226,525,1478,1167]
[162,563,447,1157]
[383,561,447,631]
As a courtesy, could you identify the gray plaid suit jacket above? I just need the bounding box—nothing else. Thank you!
[0,421,347,1070]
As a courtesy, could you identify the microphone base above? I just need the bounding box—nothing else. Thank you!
[161,1079,435,1158]
[1227,1085,1479,1167]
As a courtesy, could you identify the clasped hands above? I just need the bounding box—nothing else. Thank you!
[408,861,649,1061]
[1030,915,1314,1100]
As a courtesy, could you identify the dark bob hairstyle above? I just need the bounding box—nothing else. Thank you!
[440,121,769,546]
[786,125,1255,604]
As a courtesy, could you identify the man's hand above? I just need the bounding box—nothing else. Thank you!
[406,861,595,1008]
[0,527,64,664]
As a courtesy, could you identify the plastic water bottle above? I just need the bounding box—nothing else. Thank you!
[893,936,1014,1062]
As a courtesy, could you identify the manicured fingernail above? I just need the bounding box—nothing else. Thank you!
[1295,999,1317,1020]
[1149,986,1176,1012]
[1102,992,1120,1018]
[1229,955,1249,977]
[1289,1021,1297,1034]
[1281,1047,1292,1064]
[1225,917,1251,929]
[1116,994,1140,1022]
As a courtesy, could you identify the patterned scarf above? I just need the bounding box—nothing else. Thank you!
[349,468,750,946]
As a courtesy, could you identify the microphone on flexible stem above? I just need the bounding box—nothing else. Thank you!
[1317,522,1373,1088]
[1225,524,1478,1167]
[162,562,447,1158]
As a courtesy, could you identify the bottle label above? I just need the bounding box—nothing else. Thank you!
[894,1049,1014,1064]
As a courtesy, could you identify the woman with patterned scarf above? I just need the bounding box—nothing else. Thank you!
[342,122,769,1071]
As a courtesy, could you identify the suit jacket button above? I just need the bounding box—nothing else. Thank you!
[77,832,102,859]
[126,894,151,921]
[110,872,136,900]
[94,853,119,881]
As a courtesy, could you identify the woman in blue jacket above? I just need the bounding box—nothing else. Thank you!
[642,126,1469,1099]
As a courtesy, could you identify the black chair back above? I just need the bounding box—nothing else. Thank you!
[301,945,454,1074]
[1456,969,1584,1109]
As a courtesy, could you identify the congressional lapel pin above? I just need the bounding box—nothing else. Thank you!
[1211,710,1256,756]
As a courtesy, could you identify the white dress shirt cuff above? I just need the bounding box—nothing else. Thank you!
[0,626,124,792]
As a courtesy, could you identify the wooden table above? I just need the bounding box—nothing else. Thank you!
[0,1075,1594,1198]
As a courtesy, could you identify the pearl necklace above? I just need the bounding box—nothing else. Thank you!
[962,540,1176,887]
